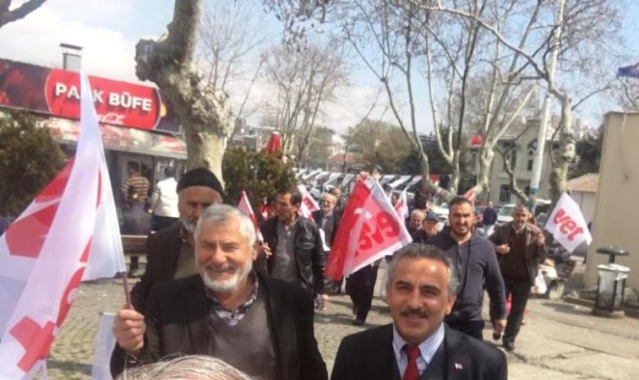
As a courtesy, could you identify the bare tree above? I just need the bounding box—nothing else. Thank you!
[0,0,46,28]
[416,0,627,201]
[135,0,232,181]
[198,0,267,135]
[262,40,348,164]
[328,0,541,201]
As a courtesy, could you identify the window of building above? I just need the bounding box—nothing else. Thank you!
[527,139,537,171]
[499,185,511,203]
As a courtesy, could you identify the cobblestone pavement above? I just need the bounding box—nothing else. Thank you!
[48,266,639,379]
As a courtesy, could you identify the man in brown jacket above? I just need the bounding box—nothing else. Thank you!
[489,205,546,351]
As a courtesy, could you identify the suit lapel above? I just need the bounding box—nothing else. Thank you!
[444,326,472,380]
[371,325,401,380]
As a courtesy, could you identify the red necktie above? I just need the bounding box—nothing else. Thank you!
[403,345,421,380]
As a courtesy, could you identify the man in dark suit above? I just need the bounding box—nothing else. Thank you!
[312,192,342,296]
[331,244,507,380]
[130,167,224,311]
[112,204,327,380]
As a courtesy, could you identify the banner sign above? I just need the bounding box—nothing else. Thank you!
[0,58,179,133]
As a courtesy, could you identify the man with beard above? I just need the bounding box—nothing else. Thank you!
[426,197,507,341]
[111,204,328,380]
[489,205,546,351]
[129,167,224,312]
[331,244,507,380]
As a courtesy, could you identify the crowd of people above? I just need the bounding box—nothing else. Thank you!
[109,166,549,380]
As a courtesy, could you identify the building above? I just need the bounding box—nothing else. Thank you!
[585,112,638,293]
[477,118,592,205]
[0,55,187,208]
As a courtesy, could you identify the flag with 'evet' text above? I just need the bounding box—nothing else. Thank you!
[544,193,592,253]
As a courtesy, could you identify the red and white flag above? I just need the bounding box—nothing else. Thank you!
[464,189,476,204]
[394,188,409,220]
[238,191,264,242]
[545,193,592,253]
[325,179,412,280]
[297,184,319,221]
[0,73,125,378]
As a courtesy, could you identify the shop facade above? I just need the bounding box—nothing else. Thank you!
[0,57,187,207]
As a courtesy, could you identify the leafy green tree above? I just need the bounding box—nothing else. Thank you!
[222,146,296,220]
[0,111,65,216]
[346,119,413,173]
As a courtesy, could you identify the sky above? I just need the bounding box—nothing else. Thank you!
[0,0,390,135]
[0,0,638,135]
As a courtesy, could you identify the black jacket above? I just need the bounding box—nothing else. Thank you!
[426,232,507,322]
[261,216,326,294]
[130,223,183,312]
[112,274,328,380]
[311,210,341,249]
[331,324,507,380]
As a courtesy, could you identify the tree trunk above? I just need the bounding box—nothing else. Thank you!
[548,96,574,202]
[134,0,232,182]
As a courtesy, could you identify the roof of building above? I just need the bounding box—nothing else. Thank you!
[567,173,599,193]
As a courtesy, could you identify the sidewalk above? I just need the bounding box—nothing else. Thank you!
[47,263,639,379]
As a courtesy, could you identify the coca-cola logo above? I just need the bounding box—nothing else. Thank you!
[97,112,125,125]
[44,69,162,130]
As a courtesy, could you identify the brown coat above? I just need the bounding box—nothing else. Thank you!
[489,222,547,284]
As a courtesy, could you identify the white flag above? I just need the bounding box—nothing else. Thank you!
[238,191,264,242]
[0,73,125,378]
[394,188,409,220]
[544,193,592,253]
[297,184,319,221]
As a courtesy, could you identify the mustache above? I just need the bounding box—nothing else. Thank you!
[400,308,428,318]
[204,262,238,273]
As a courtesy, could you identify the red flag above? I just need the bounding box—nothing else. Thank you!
[238,191,264,242]
[265,132,282,156]
[464,189,476,204]
[470,135,483,146]
[325,179,412,280]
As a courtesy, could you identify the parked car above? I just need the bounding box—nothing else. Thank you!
[496,203,516,225]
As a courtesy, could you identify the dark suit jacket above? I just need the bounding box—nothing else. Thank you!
[311,210,341,249]
[112,273,327,380]
[331,324,507,380]
[261,216,326,294]
[130,222,183,312]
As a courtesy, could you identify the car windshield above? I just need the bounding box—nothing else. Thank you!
[498,205,515,216]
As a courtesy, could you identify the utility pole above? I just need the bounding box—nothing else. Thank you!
[528,0,565,212]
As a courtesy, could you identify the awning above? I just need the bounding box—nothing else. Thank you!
[388,175,412,189]
[406,176,423,187]
[341,173,355,187]
[39,116,186,159]
[379,175,396,185]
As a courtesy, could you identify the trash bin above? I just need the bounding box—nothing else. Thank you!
[593,247,630,317]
